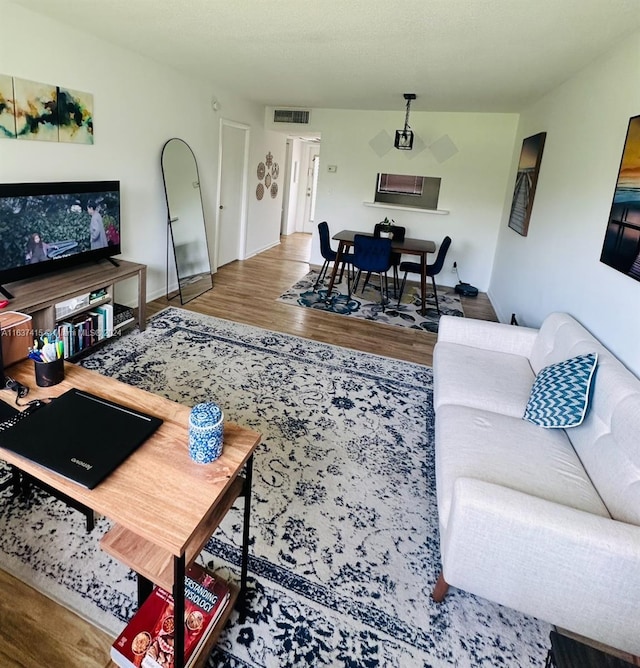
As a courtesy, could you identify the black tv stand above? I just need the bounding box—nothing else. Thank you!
[105,257,120,268]
[0,285,14,300]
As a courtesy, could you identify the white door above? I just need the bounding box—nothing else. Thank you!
[216,120,249,268]
[302,146,320,234]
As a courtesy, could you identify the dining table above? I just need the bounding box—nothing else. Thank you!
[325,229,436,316]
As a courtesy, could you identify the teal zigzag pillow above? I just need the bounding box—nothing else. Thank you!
[524,353,598,428]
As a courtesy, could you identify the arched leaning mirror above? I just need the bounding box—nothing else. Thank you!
[161,138,213,304]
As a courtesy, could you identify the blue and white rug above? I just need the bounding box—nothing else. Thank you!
[0,308,550,666]
[277,270,463,333]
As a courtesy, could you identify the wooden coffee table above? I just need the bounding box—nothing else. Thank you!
[0,359,261,668]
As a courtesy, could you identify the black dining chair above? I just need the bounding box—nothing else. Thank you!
[348,234,393,311]
[376,223,406,293]
[396,236,452,314]
[314,221,351,289]
[361,223,406,295]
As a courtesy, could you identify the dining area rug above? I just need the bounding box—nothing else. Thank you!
[277,270,464,332]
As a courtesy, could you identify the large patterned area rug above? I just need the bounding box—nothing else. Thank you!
[0,308,550,667]
[277,270,463,333]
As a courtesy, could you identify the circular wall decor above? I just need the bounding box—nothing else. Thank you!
[270,182,278,198]
[271,162,279,179]
[256,183,264,200]
[265,151,273,168]
[265,173,272,189]
[257,162,266,180]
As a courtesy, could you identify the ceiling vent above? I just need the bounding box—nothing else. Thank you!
[273,108,311,124]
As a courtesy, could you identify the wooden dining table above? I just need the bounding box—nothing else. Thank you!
[325,230,436,316]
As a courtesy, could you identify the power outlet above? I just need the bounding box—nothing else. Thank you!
[451,261,457,273]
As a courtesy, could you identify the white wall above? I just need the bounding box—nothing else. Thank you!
[490,31,640,375]
[243,128,286,258]
[308,109,519,290]
[0,0,282,300]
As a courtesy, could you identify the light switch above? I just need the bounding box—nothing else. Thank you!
[327,165,338,173]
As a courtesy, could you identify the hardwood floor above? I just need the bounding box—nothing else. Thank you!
[150,232,497,367]
[0,232,496,667]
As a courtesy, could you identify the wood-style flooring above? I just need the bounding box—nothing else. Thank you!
[0,232,496,667]
[150,232,498,366]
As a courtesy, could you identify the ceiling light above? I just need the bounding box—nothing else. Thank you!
[395,93,416,150]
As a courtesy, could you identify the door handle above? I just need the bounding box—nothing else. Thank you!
[219,205,224,210]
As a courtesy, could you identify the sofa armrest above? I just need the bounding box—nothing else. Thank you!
[437,316,539,358]
[441,478,640,656]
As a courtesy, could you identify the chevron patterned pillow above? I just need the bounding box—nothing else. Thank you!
[524,353,598,428]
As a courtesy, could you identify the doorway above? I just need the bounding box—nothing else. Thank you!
[215,120,250,269]
[301,144,320,234]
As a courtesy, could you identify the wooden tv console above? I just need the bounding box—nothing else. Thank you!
[2,259,146,348]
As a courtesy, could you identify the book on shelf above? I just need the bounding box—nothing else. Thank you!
[89,287,108,303]
[95,303,114,338]
[110,562,231,668]
[90,309,106,341]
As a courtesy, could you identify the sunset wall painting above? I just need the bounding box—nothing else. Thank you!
[507,132,546,236]
[600,115,640,281]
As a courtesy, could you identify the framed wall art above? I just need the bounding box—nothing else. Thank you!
[14,77,58,141]
[0,74,16,138]
[600,115,640,281]
[507,132,547,236]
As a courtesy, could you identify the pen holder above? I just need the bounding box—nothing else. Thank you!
[189,402,224,464]
[34,357,65,387]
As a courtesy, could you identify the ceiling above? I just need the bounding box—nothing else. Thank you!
[9,0,640,113]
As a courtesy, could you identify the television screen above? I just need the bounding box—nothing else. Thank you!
[0,181,121,286]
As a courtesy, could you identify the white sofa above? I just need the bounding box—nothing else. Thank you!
[432,312,640,656]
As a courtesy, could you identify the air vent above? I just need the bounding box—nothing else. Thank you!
[273,109,310,124]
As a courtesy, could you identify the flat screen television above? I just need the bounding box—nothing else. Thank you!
[0,180,121,294]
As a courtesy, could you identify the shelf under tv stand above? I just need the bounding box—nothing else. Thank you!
[3,259,147,346]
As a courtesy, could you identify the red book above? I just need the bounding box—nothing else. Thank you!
[111,563,231,668]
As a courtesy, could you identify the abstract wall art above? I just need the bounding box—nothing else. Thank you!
[1,74,94,143]
[14,77,58,141]
[600,115,640,281]
[507,132,547,236]
[0,74,16,139]
[57,86,94,144]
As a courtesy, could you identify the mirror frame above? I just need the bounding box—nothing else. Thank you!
[161,138,213,305]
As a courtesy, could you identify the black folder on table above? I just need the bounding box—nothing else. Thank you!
[0,388,163,489]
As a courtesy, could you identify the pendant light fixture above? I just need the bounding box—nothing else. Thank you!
[394,93,416,150]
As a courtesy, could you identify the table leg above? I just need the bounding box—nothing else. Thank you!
[324,241,346,301]
[238,454,254,621]
[137,574,153,607]
[173,554,186,668]
[420,252,427,316]
[138,265,147,332]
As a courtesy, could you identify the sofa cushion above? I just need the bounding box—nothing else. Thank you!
[523,353,598,428]
[434,341,535,417]
[435,404,610,531]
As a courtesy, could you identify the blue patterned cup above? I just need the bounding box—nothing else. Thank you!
[189,402,224,464]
